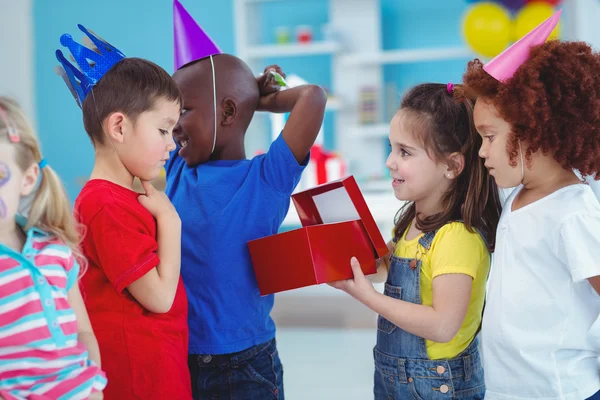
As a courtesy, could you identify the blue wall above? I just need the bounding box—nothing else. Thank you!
[34,0,471,201]
[34,1,234,201]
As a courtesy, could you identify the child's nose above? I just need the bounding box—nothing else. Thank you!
[385,153,395,170]
[167,135,176,152]
[478,143,487,159]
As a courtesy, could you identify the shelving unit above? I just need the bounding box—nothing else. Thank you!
[246,41,341,59]
[233,0,476,197]
[339,46,472,66]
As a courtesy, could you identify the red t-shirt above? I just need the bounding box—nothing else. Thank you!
[75,179,191,400]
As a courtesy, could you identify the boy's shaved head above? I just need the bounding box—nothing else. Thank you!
[172,54,259,166]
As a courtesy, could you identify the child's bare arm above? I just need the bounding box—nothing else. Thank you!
[365,273,472,343]
[67,284,101,367]
[256,66,327,163]
[128,181,182,314]
[331,259,472,343]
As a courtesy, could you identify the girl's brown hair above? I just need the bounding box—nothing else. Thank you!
[0,97,86,268]
[393,83,502,251]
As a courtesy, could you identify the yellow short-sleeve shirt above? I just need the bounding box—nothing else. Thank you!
[393,222,490,360]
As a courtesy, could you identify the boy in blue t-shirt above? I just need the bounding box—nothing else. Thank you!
[166,3,327,398]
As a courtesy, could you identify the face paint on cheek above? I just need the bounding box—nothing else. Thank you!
[0,162,12,219]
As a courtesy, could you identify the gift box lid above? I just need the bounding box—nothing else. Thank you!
[291,176,388,258]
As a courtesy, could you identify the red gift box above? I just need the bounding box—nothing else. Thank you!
[248,176,389,295]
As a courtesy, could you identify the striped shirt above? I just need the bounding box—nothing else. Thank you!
[0,222,106,400]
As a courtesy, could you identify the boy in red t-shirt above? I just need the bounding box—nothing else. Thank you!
[55,25,191,399]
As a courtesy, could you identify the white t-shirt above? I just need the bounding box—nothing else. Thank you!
[483,184,600,400]
[586,176,600,200]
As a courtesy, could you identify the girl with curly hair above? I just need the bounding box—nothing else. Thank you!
[463,13,600,400]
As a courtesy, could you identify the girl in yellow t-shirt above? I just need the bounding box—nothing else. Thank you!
[330,83,501,400]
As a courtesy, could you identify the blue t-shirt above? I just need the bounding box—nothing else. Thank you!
[165,134,307,354]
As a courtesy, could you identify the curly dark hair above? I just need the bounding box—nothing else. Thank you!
[463,41,600,178]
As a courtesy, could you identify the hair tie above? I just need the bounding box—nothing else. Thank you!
[0,106,19,143]
[38,159,48,169]
[446,83,454,95]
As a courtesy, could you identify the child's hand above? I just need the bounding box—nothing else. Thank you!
[256,65,286,97]
[137,180,179,221]
[89,392,103,400]
[328,257,377,303]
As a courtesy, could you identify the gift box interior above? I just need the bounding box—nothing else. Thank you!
[248,176,389,295]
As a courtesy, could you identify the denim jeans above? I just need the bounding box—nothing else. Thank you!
[188,339,284,400]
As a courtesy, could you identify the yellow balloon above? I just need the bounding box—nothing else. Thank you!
[514,2,560,41]
[463,2,513,58]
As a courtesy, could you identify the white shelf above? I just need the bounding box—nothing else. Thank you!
[246,41,341,59]
[352,123,389,138]
[339,46,474,66]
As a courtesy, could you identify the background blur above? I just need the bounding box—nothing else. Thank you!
[1,1,598,398]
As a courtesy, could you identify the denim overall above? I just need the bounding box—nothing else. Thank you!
[374,230,486,400]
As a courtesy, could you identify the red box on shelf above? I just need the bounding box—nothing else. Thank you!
[248,176,389,295]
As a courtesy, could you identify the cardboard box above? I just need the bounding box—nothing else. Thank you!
[248,176,389,295]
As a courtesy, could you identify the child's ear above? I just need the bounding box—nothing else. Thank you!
[445,152,465,179]
[221,98,237,126]
[104,112,127,143]
[20,163,39,197]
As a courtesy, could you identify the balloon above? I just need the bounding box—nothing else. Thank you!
[514,2,561,41]
[462,2,513,58]
[501,0,527,11]
[525,0,562,5]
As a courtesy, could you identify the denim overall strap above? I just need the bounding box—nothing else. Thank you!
[376,230,437,360]
[417,230,437,252]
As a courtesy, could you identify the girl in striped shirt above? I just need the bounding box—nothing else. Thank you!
[0,97,106,399]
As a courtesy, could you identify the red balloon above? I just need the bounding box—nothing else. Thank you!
[525,0,562,5]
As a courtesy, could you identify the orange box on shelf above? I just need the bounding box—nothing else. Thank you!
[248,176,389,295]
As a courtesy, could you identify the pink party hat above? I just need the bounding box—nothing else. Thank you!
[484,9,562,82]
[173,0,222,70]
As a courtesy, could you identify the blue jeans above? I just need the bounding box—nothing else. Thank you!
[188,339,284,400]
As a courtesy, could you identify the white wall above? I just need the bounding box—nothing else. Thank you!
[564,0,600,49]
[577,0,600,49]
[0,0,35,123]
